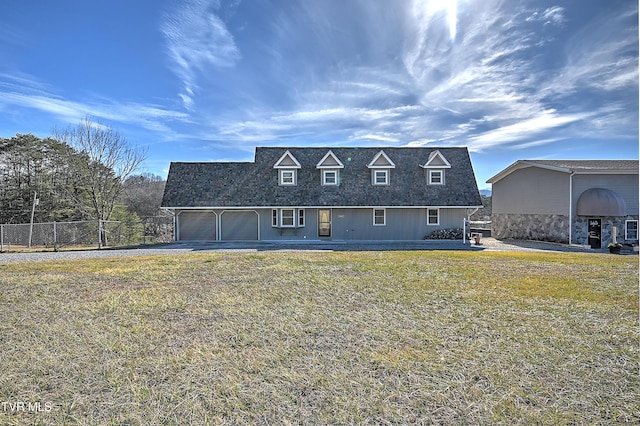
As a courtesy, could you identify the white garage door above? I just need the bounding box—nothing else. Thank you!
[220,211,258,240]
[178,211,217,241]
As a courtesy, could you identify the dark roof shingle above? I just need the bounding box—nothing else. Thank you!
[162,147,482,208]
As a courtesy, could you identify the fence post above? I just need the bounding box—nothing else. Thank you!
[463,218,468,245]
[98,220,103,249]
[53,221,58,251]
[0,224,3,252]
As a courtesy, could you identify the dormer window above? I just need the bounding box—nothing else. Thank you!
[322,170,338,185]
[368,150,395,186]
[421,150,451,186]
[274,150,301,186]
[317,150,344,186]
[429,170,444,185]
[279,170,296,185]
[373,170,389,185]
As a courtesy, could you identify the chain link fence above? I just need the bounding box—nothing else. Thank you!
[0,217,173,252]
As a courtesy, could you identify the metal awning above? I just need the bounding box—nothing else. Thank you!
[576,188,626,216]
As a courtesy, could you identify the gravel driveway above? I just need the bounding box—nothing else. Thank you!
[0,238,605,263]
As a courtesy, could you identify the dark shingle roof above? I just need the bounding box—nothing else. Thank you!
[162,147,482,208]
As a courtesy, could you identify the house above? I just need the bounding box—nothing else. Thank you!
[161,147,482,241]
[487,160,639,248]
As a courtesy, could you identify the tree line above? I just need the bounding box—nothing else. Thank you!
[0,118,166,225]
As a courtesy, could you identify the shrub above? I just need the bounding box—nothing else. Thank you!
[425,228,464,240]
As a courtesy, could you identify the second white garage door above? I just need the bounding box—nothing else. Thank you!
[220,211,259,240]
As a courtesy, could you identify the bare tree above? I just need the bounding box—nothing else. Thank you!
[53,117,147,228]
[121,173,166,218]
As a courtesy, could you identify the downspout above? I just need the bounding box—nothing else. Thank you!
[568,171,575,245]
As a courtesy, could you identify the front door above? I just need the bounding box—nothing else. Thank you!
[318,209,331,237]
[588,218,601,249]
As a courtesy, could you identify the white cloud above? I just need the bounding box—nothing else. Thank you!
[526,6,565,26]
[142,0,637,154]
[349,131,401,143]
[468,110,590,151]
[0,75,190,140]
[161,0,240,109]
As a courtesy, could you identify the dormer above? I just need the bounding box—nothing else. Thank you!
[316,150,344,186]
[420,150,451,185]
[274,150,301,186]
[367,150,395,185]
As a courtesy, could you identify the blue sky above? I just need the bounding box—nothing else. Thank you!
[0,0,637,190]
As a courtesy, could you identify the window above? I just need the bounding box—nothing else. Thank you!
[427,209,439,225]
[429,170,444,185]
[279,169,296,185]
[272,209,305,228]
[373,209,386,226]
[626,220,638,240]
[281,209,295,227]
[373,170,389,185]
[323,170,338,185]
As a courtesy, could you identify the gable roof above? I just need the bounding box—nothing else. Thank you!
[273,150,301,168]
[487,159,639,184]
[367,150,396,169]
[316,150,344,169]
[421,150,451,169]
[162,147,482,208]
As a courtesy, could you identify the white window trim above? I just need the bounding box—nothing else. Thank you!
[322,169,339,186]
[272,209,306,228]
[373,208,386,226]
[625,219,638,240]
[427,208,440,225]
[429,170,444,185]
[280,208,295,227]
[373,169,389,185]
[279,169,297,186]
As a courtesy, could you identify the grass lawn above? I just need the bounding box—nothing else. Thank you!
[0,250,637,425]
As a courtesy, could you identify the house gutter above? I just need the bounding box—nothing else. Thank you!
[568,170,575,245]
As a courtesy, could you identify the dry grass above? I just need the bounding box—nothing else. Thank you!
[0,251,637,425]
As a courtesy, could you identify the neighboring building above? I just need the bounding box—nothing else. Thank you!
[487,160,639,248]
[161,147,482,241]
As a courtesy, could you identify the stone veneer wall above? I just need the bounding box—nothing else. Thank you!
[491,213,569,243]
[493,213,639,246]
[573,215,639,246]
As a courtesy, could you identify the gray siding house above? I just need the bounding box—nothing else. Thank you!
[161,147,482,241]
[487,160,639,248]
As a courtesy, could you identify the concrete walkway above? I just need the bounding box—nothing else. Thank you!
[0,238,619,263]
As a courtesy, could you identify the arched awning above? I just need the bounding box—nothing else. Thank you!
[576,188,626,216]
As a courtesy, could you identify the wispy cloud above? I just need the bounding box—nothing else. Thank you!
[161,0,240,109]
[0,73,190,140]
[526,6,565,26]
[468,109,590,151]
[204,1,590,150]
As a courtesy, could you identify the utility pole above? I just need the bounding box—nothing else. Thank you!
[28,191,39,248]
